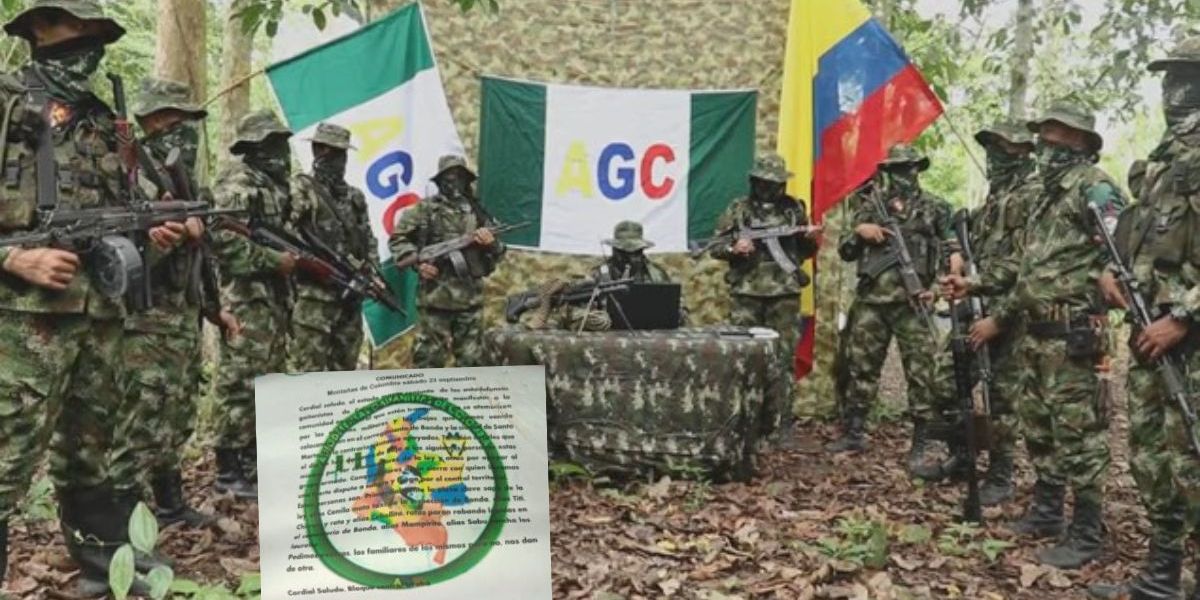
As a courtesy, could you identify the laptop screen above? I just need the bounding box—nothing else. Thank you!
[606,282,682,330]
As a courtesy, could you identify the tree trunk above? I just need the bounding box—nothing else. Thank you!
[153,0,207,101]
[1009,0,1035,121]
[216,0,255,166]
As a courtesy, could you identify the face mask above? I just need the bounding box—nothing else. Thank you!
[145,122,200,171]
[985,146,1028,180]
[750,178,784,203]
[313,149,348,184]
[31,39,105,103]
[437,169,473,201]
[1035,140,1086,181]
[612,250,645,275]
[883,168,919,197]
[244,139,292,185]
[1163,67,1200,129]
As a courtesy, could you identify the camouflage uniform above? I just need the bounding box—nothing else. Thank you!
[1090,38,1200,600]
[122,77,216,527]
[559,220,675,331]
[710,154,817,412]
[829,145,954,460]
[972,104,1124,569]
[0,1,165,592]
[962,122,1040,503]
[389,156,506,368]
[211,110,296,498]
[288,123,377,373]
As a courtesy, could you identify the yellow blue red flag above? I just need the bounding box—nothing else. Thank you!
[777,0,943,378]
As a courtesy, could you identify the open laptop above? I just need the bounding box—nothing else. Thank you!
[606,282,682,330]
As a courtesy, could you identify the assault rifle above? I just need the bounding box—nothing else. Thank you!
[1089,204,1200,458]
[689,223,822,280]
[505,277,634,324]
[216,218,404,314]
[0,201,247,302]
[394,220,531,276]
[867,185,939,339]
[950,208,993,523]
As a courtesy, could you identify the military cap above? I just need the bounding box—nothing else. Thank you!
[432,154,476,181]
[1149,35,1200,72]
[602,220,654,252]
[748,153,793,183]
[5,0,125,46]
[974,121,1035,150]
[1026,102,1104,153]
[303,122,356,151]
[879,144,931,172]
[133,78,207,120]
[229,110,292,155]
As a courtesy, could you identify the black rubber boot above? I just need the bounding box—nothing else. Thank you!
[59,487,154,598]
[1087,540,1183,599]
[825,413,867,454]
[907,420,946,480]
[215,447,257,500]
[153,469,214,528]
[1010,480,1067,539]
[979,449,1015,506]
[1038,494,1106,569]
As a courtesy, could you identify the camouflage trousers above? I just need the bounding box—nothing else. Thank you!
[836,300,949,422]
[288,297,364,373]
[413,307,483,368]
[123,313,202,475]
[1126,349,1200,549]
[1015,334,1110,504]
[215,299,289,448]
[931,324,1025,450]
[0,312,137,517]
[729,294,801,379]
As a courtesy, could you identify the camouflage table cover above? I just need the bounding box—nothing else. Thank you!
[486,326,790,481]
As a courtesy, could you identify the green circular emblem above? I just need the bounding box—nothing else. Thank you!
[302,392,509,588]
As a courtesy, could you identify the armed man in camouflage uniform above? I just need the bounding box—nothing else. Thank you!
[0,1,182,593]
[946,102,1124,569]
[288,122,377,373]
[710,154,817,430]
[956,122,1040,505]
[827,145,956,481]
[390,155,506,368]
[211,110,298,500]
[124,78,238,528]
[1089,37,1200,600]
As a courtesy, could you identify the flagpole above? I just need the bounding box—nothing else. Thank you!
[933,99,987,178]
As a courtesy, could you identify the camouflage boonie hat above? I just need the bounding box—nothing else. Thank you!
[748,153,793,183]
[432,154,476,181]
[1149,35,1200,72]
[879,144,930,172]
[303,122,356,151]
[1026,102,1104,152]
[602,220,654,252]
[5,0,125,46]
[974,121,1034,150]
[133,78,206,120]
[229,110,292,155]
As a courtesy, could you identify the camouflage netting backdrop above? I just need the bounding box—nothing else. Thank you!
[373,0,854,418]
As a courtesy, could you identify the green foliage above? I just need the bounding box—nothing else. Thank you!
[17,476,56,523]
[811,515,889,569]
[549,460,592,483]
[237,0,496,36]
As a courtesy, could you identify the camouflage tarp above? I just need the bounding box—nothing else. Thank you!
[486,326,790,481]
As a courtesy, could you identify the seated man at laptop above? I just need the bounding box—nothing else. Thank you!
[563,221,685,331]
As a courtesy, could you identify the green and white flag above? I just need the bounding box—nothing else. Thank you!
[479,77,757,254]
[268,4,462,347]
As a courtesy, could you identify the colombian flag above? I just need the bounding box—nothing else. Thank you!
[778,0,944,378]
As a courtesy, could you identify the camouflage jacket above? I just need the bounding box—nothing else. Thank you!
[0,69,125,318]
[388,193,506,311]
[211,160,293,306]
[290,172,378,304]
[591,257,671,283]
[839,187,954,304]
[979,162,1126,324]
[970,164,1039,274]
[710,196,817,297]
[1115,116,1200,320]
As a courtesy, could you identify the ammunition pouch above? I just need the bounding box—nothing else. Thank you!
[1028,318,1101,359]
[857,250,899,282]
[86,235,146,302]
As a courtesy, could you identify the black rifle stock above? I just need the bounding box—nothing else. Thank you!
[1089,204,1200,458]
[505,277,634,324]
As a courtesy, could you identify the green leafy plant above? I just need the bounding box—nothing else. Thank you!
[810,515,889,569]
